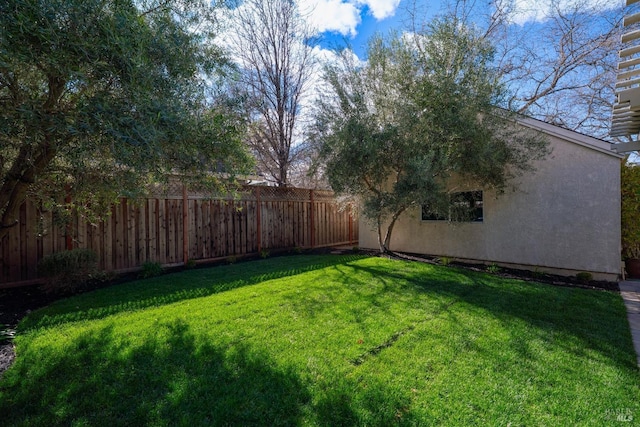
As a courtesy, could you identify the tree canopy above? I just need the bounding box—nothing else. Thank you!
[314,18,550,252]
[0,0,252,240]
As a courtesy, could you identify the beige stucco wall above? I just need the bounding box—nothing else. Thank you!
[359,120,623,280]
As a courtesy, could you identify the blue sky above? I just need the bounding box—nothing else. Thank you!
[302,0,625,59]
[223,0,624,61]
[315,3,421,57]
[308,0,443,58]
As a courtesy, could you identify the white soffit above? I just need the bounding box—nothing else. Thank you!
[612,0,640,142]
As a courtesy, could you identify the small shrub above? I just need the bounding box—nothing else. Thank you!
[532,268,545,279]
[185,259,197,269]
[140,261,163,279]
[352,246,360,253]
[486,263,500,274]
[227,256,237,265]
[438,257,451,266]
[576,272,592,283]
[293,246,303,254]
[260,249,270,259]
[38,248,98,293]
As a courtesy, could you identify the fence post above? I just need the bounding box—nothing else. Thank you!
[65,184,73,250]
[182,183,188,265]
[348,204,353,245]
[309,189,315,248]
[255,186,262,252]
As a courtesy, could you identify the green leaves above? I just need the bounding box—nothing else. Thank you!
[0,0,252,235]
[314,19,549,251]
[621,160,640,259]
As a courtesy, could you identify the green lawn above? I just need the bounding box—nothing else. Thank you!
[1,255,638,426]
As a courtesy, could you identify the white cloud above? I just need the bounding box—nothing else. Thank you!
[300,0,362,36]
[358,0,401,20]
[505,0,624,25]
[300,0,401,37]
[219,0,401,42]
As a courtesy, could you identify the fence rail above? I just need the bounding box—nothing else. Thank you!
[0,186,358,288]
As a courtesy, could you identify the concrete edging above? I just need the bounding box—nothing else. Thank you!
[619,280,640,367]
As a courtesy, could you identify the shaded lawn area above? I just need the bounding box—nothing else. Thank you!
[0,255,638,426]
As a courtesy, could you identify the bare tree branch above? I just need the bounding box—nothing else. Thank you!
[230,0,316,186]
[428,0,625,139]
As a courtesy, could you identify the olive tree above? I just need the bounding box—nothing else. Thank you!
[314,18,549,252]
[0,0,252,240]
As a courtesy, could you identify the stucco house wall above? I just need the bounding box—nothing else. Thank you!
[359,117,624,281]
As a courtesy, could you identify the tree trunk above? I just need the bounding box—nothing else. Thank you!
[376,207,407,253]
[278,162,288,187]
[0,73,65,241]
[377,215,385,253]
[0,146,57,241]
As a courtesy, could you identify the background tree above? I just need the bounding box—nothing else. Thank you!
[314,19,549,252]
[621,159,640,262]
[0,0,252,241]
[229,0,316,187]
[429,0,626,139]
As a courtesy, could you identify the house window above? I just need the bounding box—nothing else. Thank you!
[422,191,483,222]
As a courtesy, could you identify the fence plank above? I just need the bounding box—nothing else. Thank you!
[10,208,22,281]
[240,201,247,255]
[216,201,225,257]
[232,201,239,255]
[147,199,157,263]
[202,201,211,259]
[88,222,99,268]
[191,200,200,261]
[157,200,166,263]
[167,199,176,264]
[210,201,218,257]
[19,202,27,280]
[248,201,257,253]
[267,201,275,249]
[104,208,114,271]
[127,201,136,268]
[138,200,147,265]
[114,200,124,270]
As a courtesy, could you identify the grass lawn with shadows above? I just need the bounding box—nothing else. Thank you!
[1,255,638,426]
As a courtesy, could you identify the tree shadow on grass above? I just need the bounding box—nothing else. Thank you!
[345,261,639,374]
[19,254,368,332]
[308,260,640,424]
[1,320,309,426]
[312,379,419,426]
[0,318,419,426]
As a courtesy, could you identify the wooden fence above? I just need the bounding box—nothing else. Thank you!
[0,186,358,288]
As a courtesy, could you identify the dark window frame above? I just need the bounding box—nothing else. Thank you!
[421,191,483,223]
